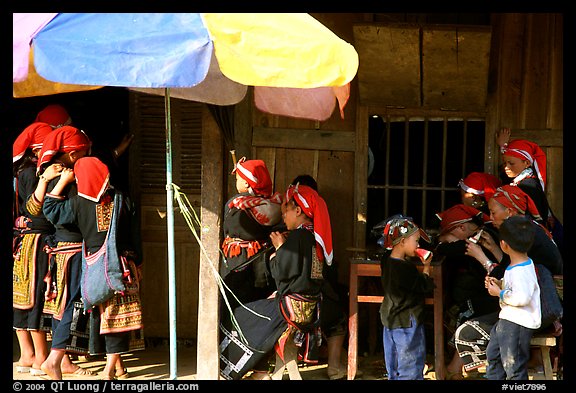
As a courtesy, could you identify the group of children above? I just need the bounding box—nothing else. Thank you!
[377,130,562,380]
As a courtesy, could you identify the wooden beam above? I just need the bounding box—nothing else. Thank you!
[252,127,355,152]
[197,105,223,380]
[354,105,369,249]
[508,129,563,148]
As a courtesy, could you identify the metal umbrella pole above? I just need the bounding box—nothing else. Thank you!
[164,87,178,379]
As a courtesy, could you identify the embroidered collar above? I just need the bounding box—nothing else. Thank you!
[512,167,534,186]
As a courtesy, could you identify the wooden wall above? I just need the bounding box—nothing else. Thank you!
[485,13,563,220]
[127,12,563,344]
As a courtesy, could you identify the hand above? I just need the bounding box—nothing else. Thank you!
[59,167,76,185]
[42,163,64,181]
[269,231,287,250]
[496,127,511,148]
[478,230,496,251]
[485,276,501,297]
[114,133,135,158]
[465,239,488,262]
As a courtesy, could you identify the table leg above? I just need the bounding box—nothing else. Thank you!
[348,264,358,380]
[433,264,445,380]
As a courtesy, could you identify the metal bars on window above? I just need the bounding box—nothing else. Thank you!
[367,115,485,236]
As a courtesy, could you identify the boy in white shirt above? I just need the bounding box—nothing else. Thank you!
[485,215,541,380]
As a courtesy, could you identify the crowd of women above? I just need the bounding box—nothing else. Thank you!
[13,105,142,380]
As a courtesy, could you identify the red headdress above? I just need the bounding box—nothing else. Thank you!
[232,156,273,197]
[436,204,490,235]
[13,122,54,163]
[74,157,110,202]
[491,185,542,220]
[37,126,91,173]
[35,104,71,128]
[458,172,502,201]
[380,214,430,250]
[502,139,546,190]
[285,184,333,265]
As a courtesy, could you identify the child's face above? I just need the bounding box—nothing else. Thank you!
[403,231,421,257]
[235,173,249,193]
[282,200,301,230]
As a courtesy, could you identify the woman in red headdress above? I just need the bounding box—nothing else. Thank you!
[42,157,143,380]
[12,122,64,376]
[459,172,502,215]
[219,183,332,380]
[496,128,550,223]
[33,126,96,379]
[434,204,499,379]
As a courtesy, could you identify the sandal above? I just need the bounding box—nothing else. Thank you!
[30,368,47,376]
[116,368,130,379]
[63,367,96,377]
[16,364,31,373]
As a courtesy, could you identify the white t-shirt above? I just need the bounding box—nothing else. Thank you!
[499,258,541,329]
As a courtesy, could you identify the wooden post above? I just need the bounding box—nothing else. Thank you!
[197,105,223,379]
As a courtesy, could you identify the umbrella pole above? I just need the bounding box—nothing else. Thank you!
[164,87,178,379]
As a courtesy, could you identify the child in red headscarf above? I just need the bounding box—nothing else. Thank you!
[221,157,283,304]
[43,157,143,380]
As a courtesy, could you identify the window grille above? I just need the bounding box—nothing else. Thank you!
[367,115,486,242]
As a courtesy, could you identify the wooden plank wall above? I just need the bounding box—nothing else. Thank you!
[485,13,563,221]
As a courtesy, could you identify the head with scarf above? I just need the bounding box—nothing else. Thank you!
[488,185,542,228]
[501,139,546,190]
[13,122,54,165]
[459,172,502,209]
[284,183,333,265]
[436,204,490,241]
[35,104,72,129]
[74,157,111,202]
[378,214,430,251]
[37,126,91,174]
[232,156,273,197]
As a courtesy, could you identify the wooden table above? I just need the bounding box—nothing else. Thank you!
[347,258,445,380]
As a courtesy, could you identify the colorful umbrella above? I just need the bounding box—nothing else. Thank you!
[13,13,359,379]
[13,13,358,121]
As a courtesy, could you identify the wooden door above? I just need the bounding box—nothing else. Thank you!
[128,92,202,340]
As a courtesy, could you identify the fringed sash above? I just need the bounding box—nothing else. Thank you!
[42,242,82,320]
[276,293,321,364]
